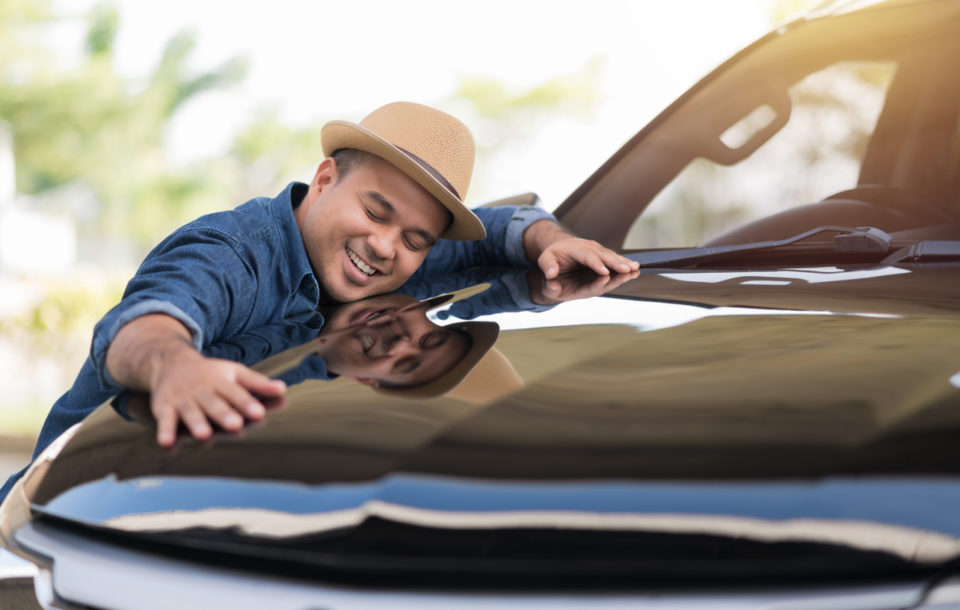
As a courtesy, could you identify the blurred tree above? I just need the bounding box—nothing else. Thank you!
[222,108,326,204]
[0,0,247,249]
[226,65,604,207]
[451,59,601,157]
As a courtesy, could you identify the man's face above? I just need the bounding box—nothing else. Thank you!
[295,156,451,303]
[317,301,470,388]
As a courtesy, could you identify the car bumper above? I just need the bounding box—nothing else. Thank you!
[14,520,960,610]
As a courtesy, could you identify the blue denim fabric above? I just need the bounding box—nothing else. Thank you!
[0,182,553,502]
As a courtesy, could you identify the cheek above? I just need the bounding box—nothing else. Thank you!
[397,250,430,274]
[302,210,332,253]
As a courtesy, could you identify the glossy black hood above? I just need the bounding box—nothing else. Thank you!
[26,262,960,581]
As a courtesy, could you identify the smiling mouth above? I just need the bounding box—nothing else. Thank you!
[346,247,376,277]
[358,331,376,353]
[351,306,397,325]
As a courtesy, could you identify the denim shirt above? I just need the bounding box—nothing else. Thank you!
[13,182,554,479]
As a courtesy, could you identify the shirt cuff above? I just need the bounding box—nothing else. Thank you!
[505,206,555,266]
[91,299,204,392]
[500,268,556,313]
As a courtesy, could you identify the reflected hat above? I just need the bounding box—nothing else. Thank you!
[443,344,525,405]
[321,102,484,241]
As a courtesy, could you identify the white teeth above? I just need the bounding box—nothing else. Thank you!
[360,333,374,352]
[347,248,375,276]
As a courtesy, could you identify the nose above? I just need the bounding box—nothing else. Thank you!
[367,225,399,262]
[382,323,415,355]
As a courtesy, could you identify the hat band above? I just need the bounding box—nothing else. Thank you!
[397,146,461,200]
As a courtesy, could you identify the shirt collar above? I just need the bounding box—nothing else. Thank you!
[268,182,320,305]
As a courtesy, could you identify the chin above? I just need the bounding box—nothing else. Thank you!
[323,282,381,304]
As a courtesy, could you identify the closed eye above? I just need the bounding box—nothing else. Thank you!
[364,207,387,223]
[403,234,432,252]
[420,330,450,349]
[391,355,420,375]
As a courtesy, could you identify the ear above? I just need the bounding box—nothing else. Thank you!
[347,376,380,389]
[310,157,339,192]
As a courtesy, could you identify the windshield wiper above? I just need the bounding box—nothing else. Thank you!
[626,225,960,268]
[882,240,960,265]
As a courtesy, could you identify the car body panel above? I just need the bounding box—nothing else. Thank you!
[12,263,960,592]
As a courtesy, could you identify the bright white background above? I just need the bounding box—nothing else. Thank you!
[52,0,787,208]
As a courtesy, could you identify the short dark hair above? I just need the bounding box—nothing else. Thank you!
[331,148,377,181]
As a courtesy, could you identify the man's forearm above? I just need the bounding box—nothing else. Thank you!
[522,219,575,266]
[105,313,198,392]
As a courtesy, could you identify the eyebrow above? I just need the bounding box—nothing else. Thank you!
[366,191,439,247]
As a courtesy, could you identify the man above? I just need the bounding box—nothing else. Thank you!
[10,101,636,491]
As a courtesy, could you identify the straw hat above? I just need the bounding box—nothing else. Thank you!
[321,102,484,241]
[443,345,525,405]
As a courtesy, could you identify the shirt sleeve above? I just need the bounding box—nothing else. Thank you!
[399,267,557,319]
[89,227,258,392]
[410,205,556,281]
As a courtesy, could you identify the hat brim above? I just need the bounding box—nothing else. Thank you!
[374,321,499,399]
[417,283,491,312]
[322,121,485,241]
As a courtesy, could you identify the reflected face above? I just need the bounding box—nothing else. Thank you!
[295,156,451,303]
[324,292,418,331]
[318,298,470,388]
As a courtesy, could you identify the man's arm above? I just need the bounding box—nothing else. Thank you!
[106,314,286,447]
[411,206,638,282]
[90,225,287,448]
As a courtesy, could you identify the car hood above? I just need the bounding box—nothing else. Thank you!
[25,262,960,581]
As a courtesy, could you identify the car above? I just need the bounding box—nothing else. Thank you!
[4,0,960,608]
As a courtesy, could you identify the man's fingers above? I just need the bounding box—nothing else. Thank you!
[154,405,179,448]
[540,240,638,278]
[177,402,213,441]
[581,250,612,276]
[146,359,286,448]
[609,269,641,288]
[606,252,640,274]
[196,391,245,431]
[220,382,267,420]
[585,246,638,276]
[236,367,287,398]
[542,279,562,297]
[538,251,561,279]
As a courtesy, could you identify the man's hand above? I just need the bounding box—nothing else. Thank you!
[149,350,285,447]
[523,219,639,279]
[529,267,641,306]
[106,314,286,447]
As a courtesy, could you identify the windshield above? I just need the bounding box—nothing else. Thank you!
[630,60,897,247]
[556,0,960,251]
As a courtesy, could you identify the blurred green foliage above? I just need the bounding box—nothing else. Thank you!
[0,0,247,247]
[0,274,124,351]
[452,60,601,156]
[1,0,595,248]
[0,271,128,436]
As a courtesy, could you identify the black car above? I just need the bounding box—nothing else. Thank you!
[4,0,960,608]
